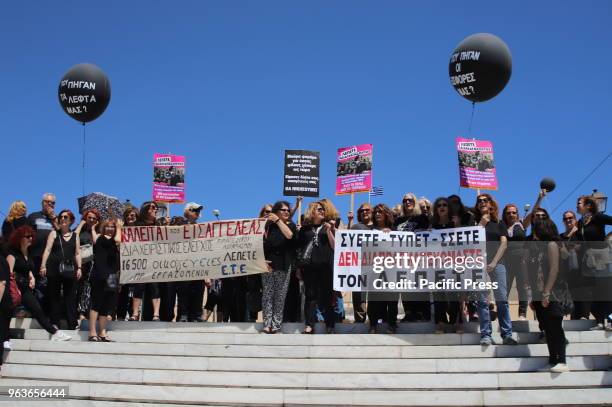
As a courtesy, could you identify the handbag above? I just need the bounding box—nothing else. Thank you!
[8,271,22,308]
[58,233,76,279]
[80,243,94,264]
[296,226,321,268]
[105,274,119,291]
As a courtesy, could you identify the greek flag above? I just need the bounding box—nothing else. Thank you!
[369,186,384,197]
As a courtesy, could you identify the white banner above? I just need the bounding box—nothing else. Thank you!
[120,218,268,284]
[333,226,490,292]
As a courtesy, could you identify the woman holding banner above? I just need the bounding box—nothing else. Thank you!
[350,203,374,323]
[474,194,517,346]
[299,201,336,334]
[368,204,398,334]
[395,192,431,323]
[261,201,297,334]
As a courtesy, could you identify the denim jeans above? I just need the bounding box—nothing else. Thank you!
[477,263,513,339]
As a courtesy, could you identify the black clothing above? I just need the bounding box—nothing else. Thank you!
[1,216,28,240]
[47,275,77,329]
[534,302,566,364]
[16,278,56,334]
[177,280,205,321]
[350,223,373,322]
[394,214,429,232]
[90,278,117,316]
[297,224,333,267]
[27,211,56,258]
[91,237,119,280]
[221,276,247,322]
[9,250,35,285]
[48,232,77,277]
[578,212,612,243]
[482,220,508,263]
[264,221,297,271]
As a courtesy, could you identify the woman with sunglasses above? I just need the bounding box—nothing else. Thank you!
[418,197,433,221]
[132,202,163,321]
[299,201,336,334]
[88,219,122,342]
[114,207,139,321]
[40,209,81,330]
[431,197,463,333]
[350,203,374,323]
[502,204,530,321]
[74,209,101,324]
[474,194,517,346]
[559,210,586,320]
[261,201,297,333]
[7,226,71,341]
[395,193,431,323]
[369,204,399,334]
[577,196,612,330]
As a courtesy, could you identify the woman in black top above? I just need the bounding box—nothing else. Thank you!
[74,209,100,323]
[7,226,71,341]
[298,201,336,334]
[88,219,122,342]
[350,203,374,323]
[431,197,463,333]
[559,211,587,320]
[395,193,431,323]
[1,201,28,242]
[262,201,297,334]
[530,219,570,372]
[369,204,399,334]
[577,196,612,330]
[40,209,82,330]
[502,204,530,320]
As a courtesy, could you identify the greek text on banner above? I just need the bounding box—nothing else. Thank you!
[120,218,269,284]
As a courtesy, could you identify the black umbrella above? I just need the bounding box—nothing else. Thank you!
[78,192,125,220]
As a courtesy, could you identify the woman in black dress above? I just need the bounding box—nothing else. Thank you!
[74,209,101,323]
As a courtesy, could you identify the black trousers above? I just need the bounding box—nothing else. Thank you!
[591,277,612,325]
[17,282,56,334]
[368,294,399,328]
[352,292,367,323]
[221,276,247,322]
[46,274,77,330]
[115,284,132,321]
[177,280,205,320]
[303,266,335,328]
[283,270,301,323]
[433,292,461,324]
[402,292,431,321]
[159,282,177,322]
[505,252,529,316]
[205,289,222,312]
[534,302,566,364]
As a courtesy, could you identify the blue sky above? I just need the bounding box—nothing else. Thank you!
[1,1,610,225]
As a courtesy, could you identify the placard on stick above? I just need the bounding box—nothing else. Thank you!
[283,150,320,197]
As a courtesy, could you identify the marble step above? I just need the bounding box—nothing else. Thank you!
[0,378,611,406]
[10,318,598,333]
[10,339,612,359]
[17,329,612,346]
[4,350,610,373]
[3,364,612,390]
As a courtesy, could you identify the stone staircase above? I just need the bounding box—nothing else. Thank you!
[1,318,611,406]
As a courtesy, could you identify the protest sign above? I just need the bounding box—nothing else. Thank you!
[333,226,491,292]
[153,153,186,203]
[335,144,373,195]
[120,218,268,284]
[283,150,320,197]
[456,138,498,190]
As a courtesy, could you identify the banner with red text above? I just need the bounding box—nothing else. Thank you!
[456,138,498,190]
[335,144,373,195]
[153,153,186,203]
[120,218,268,284]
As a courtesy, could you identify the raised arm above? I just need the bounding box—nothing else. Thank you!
[523,189,547,229]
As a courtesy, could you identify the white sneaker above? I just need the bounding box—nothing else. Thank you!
[2,340,11,350]
[590,323,604,331]
[51,330,72,341]
[550,363,570,373]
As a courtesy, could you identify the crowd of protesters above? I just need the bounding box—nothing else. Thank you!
[0,190,610,374]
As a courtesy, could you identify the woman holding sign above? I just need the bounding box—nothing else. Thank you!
[299,201,337,334]
[261,201,297,334]
[474,194,517,346]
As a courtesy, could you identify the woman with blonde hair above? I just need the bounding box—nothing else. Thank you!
[298,201,337,334]
[2,201,28,239]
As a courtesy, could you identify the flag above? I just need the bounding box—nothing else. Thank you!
[369,186,384,197]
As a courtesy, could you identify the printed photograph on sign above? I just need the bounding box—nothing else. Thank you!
[152,153,186,203]
[456,137,498,190]
[335,144,373,195]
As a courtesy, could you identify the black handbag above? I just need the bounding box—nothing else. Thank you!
[296,225,322,268]
[58,233,76,279]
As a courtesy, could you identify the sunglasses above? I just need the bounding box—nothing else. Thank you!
[263,210,271,214]
[563,217,575,222]
[278,208,290,213]
[189,208,201,213]
[149,206,158,211]
[59,215,70,220]
[373,209,383,214]
[358,208,371,213]
[477,198,491,204]
[44,200,56,206]
[535,213,548,219]
[316,207,325,213]
[506,211,518,215]
[403,198,415,204]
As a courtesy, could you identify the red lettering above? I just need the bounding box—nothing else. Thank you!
[338,251,358,266]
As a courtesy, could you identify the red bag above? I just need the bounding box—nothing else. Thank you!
[8,271,22,308]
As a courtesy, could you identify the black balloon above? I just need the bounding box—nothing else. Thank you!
[58,63,111,123]
[540,177,556,192]
[449,33,512,103]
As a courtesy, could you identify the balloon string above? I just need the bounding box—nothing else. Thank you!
[468,101,476,137]
[82,123,86,195]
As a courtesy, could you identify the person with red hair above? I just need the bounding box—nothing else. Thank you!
[7,226,71,341]
[75,209,101,323]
